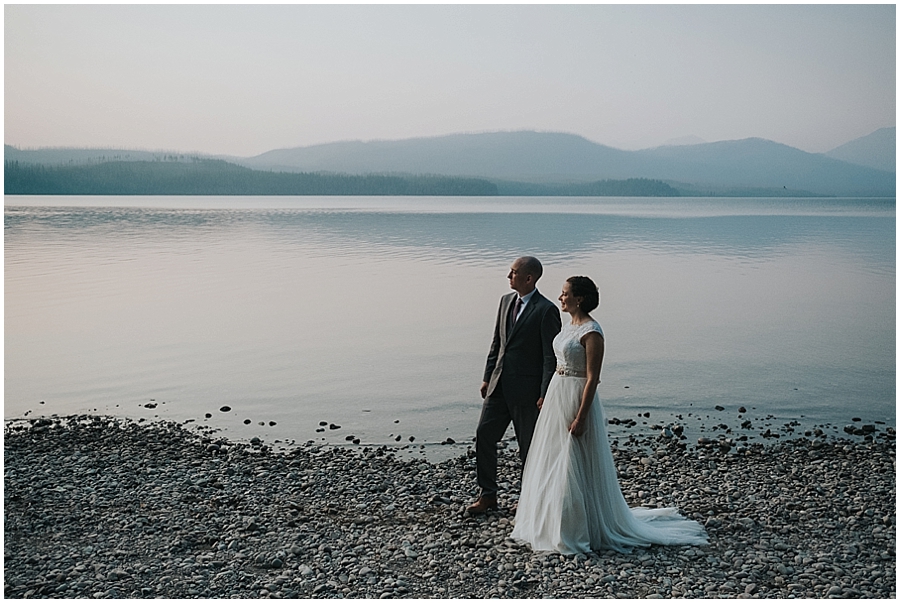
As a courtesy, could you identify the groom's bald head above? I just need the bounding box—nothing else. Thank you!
[508,256,543,295]
[516,256,543,282]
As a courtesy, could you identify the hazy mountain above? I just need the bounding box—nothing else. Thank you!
[825,127,895,173]
[7,129,896,196]
[634,138,893,196]
[238,131,638,182]
[239,131,894,196]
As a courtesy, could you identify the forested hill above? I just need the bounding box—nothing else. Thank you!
[239,131,896,197]
[4,158,682,197]
[4,159,499,196]
[495,178,679,196]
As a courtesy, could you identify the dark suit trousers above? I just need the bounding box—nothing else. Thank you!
[475,379,540,496]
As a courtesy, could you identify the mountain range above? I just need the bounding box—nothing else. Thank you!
[824,127,895,173]
[6,127,895,197]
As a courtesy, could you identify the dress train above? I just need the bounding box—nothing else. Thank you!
[511,322,707,554]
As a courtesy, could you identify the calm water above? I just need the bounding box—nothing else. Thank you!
[5,196,895,459]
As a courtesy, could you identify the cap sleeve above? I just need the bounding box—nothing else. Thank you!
[578,321,604,344]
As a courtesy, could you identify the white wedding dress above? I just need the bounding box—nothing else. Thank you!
[510,320,708,554]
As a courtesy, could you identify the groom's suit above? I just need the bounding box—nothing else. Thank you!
[477,289,561,497]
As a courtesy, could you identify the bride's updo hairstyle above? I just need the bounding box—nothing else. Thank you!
[566,276,600,312]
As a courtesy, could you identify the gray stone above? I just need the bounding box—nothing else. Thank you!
[4,415,895,600]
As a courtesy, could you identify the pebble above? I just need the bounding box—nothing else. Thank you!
[3,414,895,599]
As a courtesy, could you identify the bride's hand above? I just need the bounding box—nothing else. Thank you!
[569,418,587,437]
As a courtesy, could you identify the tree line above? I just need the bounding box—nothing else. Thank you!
[4,160,500,196]
[494,178,679,196]
[5,159,681,197]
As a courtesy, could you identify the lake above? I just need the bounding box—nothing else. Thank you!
[5,196,895,460]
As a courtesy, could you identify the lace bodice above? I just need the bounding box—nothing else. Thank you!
[553,320,604,378]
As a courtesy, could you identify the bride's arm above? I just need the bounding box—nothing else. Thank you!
[569,331,605,437]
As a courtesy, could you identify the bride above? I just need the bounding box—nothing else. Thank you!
[510,276,708,554]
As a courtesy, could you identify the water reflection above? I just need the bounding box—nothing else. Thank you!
[5,199,895,453]
[6,205,895,273]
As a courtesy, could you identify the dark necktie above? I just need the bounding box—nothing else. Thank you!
[510,297,523,329]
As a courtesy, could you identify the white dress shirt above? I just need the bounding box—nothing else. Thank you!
[512,288,538,322]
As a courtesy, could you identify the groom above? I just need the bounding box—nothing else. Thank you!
[467,256,562,514]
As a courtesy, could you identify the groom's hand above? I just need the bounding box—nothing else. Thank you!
[480,381,489,399]
[536,397,544,410]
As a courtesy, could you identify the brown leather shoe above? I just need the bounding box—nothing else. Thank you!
[466,495,498,515]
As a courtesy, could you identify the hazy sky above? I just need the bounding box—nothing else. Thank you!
[5,4,895,156]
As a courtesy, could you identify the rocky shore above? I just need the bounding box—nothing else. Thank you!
[5,415,895,599]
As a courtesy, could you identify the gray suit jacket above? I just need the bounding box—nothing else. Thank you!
[483,290,562,404]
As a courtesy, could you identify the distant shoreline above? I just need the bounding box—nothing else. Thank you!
[4,159,688,197]
[5,129,896,198]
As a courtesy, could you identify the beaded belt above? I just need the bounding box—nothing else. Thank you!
[555,365,586,378]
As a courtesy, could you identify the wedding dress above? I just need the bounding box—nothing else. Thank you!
[510,320,708,554]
